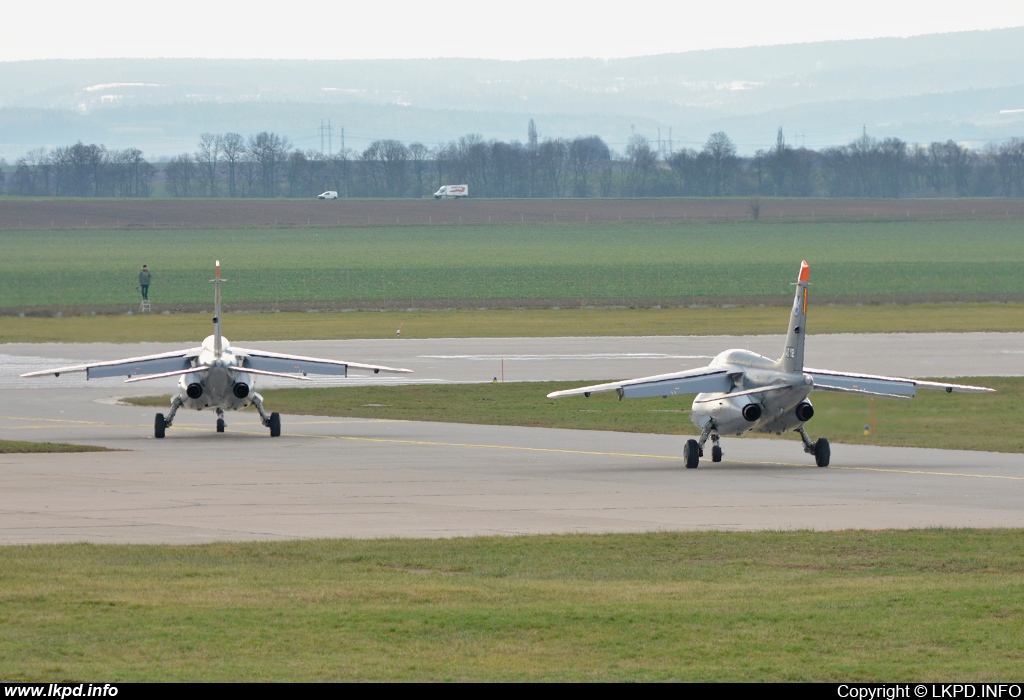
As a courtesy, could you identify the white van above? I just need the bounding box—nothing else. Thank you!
[317,191,338,200]
[433,184,468,199]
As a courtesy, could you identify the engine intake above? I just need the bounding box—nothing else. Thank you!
[795,402,814,422]
[741,403,762,422]
[186,383,203,399]
[233,382,250,399]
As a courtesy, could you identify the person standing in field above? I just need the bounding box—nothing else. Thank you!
[138,264,151,301]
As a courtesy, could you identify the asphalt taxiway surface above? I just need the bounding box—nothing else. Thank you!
[1,334,1021,543]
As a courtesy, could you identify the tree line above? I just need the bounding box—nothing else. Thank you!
[4,123,1024,199]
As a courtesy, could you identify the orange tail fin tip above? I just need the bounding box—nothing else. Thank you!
[799,260,810,282]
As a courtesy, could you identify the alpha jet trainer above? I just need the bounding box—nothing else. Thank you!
[22,261,413,438]
[547,261,993,468]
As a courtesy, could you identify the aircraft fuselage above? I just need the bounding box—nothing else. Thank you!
[178,335,255,412]
[690,349,814,436]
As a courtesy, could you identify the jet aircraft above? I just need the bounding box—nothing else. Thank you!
[546,261,993,468]
[23,261,413,438]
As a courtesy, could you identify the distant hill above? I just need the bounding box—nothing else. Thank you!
[1,27,1023,160]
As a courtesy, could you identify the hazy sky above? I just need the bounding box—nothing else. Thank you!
[6,0,1024,61]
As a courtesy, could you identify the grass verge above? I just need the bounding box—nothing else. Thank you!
[1,531,1022,681]
[3,303,1023,343]
[0,440,109,453]
[127,376,1021,453]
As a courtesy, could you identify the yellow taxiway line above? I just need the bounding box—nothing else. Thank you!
[2,415,1022,481]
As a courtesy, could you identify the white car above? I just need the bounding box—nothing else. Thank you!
[317,191,338,200]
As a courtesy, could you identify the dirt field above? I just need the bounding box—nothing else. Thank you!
[2,197,1024,229]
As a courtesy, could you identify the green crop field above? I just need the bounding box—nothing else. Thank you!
[3,219,1023,312]
[3,531,1023,681]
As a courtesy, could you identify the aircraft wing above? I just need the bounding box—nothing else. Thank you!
[21,348,202,379]
[547,367,733,399]
[122,365,313,383]
[805,368,994,398]
[232,347,413,376]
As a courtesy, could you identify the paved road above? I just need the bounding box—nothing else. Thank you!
[1,333,1021,544]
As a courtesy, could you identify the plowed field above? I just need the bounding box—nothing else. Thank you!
[3,197,1024,229]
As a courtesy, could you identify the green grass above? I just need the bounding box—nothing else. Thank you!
[2,531,1022,681]
[3,219,1024,310]
[2,303,1023,343]
[127,376,1021,454]
[0,440,109,453]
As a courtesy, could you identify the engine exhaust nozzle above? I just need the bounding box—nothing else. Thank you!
[795,402,814,422]
[741,403,762,422]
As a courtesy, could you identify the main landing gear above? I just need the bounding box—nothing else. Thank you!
[682,422,830,469]
[251,392,282,438]
[684,422,723,469]
[798,427,830,467]
[154,395,184,438]
[153,393,281,438]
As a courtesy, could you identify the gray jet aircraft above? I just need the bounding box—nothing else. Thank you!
[547,261,993,468]
[23,261,413,438]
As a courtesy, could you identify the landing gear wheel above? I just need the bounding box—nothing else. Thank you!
[814,438,830,467]
[683,439,700,469]
[712,445,723,463]
[154,413,166,439]
[269,412,281,438]
[216,418,225,433]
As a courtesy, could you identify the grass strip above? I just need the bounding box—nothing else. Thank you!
[1,531,1022,681]
[3,303,1023,343]
[0,439,109,453]
[127,376,1022,453]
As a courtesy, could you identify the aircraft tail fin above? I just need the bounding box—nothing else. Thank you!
[778,260,810,374]
[212,260,224,358]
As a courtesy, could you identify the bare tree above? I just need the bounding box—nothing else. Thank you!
[219,133,245,197]
[328,149,352,197]
[165,154,198,197]
[527,119,539,196]
[408,142,430,196]
[195,133,221,197]
[568,135,610,197]
[247,132,291,197]
[378,139,410,196]
[449,135,490,192]
[490,140,528,198]
[10,148,50,196]
[702,132,737,196]
[994,137,1024,197]
[109,148,154,197]
[536,138,569,197]
[625,135,658,196]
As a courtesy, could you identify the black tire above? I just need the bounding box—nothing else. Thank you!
[814,438,831,467]
[683,439,700,469]
[269,412,281,438]
[154,413,166,439]
[216,418,225,433]
[712,445,723,463]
